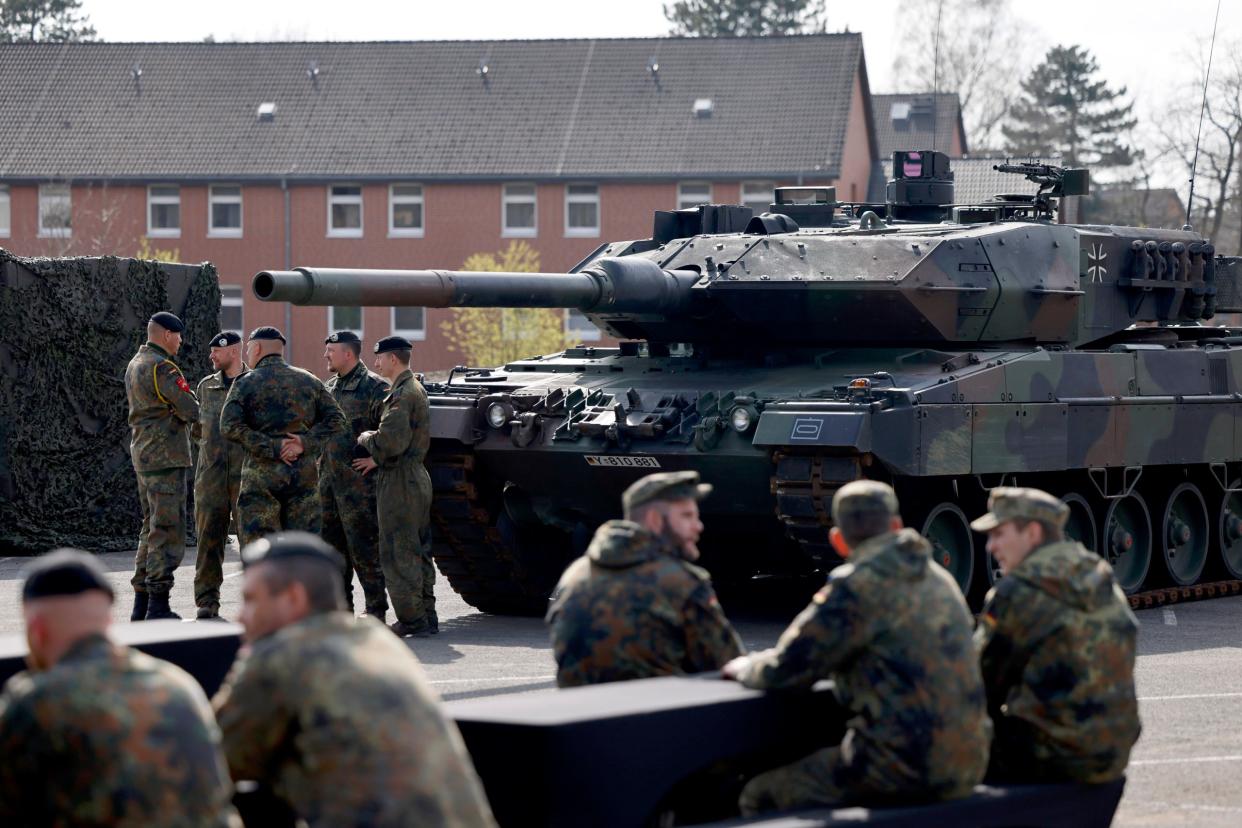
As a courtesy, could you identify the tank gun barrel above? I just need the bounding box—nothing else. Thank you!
[253,258,697,314]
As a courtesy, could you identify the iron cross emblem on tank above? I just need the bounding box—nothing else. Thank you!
[1087,243,1108,282]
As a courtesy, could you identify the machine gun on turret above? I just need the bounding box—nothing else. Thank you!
[993,160,1090,218]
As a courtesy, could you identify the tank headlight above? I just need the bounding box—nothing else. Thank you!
[729,405,755,433]
[485,402,510,429]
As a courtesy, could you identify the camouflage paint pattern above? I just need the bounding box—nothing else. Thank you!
[131,468,187,594]
[975,540,1141,783]
[546,519,743,687]
[193,369,248,611]
[733,529,990,813]
[320,361,389,615]
[358,370,434,626]
[212,612,496,828]
[220,354,346,548]
[0,634,238,827]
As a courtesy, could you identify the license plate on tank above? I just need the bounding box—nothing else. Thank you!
[584,455,662,468]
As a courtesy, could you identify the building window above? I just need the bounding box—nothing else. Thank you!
[147,185,181,237]
[0,185,9,237]
[329,306,363,337]
[389,184,424,237]
[328,185,363,237]
[220,285,244,336]
[565,310,600,341]
[565,183,599,237]
[502,183,537,237]
[209,185,243,237]
[38,184,71,237]
[677,182,712,210]
[391,306,427,341]
[742,181,774,215]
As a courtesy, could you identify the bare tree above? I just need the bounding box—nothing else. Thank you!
[890,0,1028,151]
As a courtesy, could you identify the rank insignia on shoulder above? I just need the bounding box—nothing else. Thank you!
[176,375,191,393]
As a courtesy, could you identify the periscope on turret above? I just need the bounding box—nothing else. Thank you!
[253,151,1242,613]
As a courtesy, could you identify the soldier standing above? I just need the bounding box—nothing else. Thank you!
[358,335,437,637]
[320,330,389,619]
[723,480,990,815]
[124,311,199,621]
[220,326,345,546]
[192,331,249,620]
[212,533,497,827]
[971,487,1141,783]
[546,470,743,687]
[0,549,238,826]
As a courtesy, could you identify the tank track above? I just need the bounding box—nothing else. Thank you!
[1128,580,1242,610]
[427,453,557,617]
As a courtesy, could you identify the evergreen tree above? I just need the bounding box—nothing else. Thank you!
[1003,45,1136,169]
[664,0,826,37]
[0,0,96,42]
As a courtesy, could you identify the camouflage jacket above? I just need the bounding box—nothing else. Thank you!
[220,354,345,465]
[212,612,497,828]
[125,341,199,472]
[193,368,249,477]
[975,540,1141,783]
[547,520,744,688]
[734,529,990,799]
[321,361,388,484]
[358,370,429,471]
[0,633,238,827]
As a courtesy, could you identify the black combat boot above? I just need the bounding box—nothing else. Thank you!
[426,609,439,635]
[145,593,182,621]
[389,618,432,638]
[196,606,221,621]
[130,592,149,622]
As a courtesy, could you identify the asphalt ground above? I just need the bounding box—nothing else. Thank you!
[0,541,1239,826]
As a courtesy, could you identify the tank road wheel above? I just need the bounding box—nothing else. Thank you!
[1217,484,1242,579]
[1160,483,1209,586]
[1061,493,1099,555]
[921,503,975,595]
[1103,493,1152,594]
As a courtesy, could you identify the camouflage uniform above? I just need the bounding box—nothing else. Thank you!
[320,361,389,615]
[547,519,743,687]
[125,341,199,595]
[733,483,989,814]
[220,354,345,547]
[212,612,496,828]
[193,367,248,614]
[358,369,435,628]
[0,633,238,827]
[972,488,1141,784]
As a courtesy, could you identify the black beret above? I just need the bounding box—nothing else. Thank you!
[150,311,185,333]
[209,331,242,348]
[248,326,286,344]
[241,531,345,570]
[374,335,412,354]
[325,330,361,345]
[21,548,115,603]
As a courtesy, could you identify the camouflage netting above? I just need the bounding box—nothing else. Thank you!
[0,249,220,554]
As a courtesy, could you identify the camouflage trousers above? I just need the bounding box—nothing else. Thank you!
[132,468,187,595]
[237,457,321,549]
[376,463,436,626]
[194,460,241,611]
[320,474,387,616]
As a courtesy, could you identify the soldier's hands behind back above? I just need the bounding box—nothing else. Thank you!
[352,457,378,475]
[280,433,305,465]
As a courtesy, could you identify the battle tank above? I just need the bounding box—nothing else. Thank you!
[255,151,1242,612]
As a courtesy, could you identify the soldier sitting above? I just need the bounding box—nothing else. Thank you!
[0,549,238,826]
[212,532,496,827]
[971,487,1141,784]
[546,470,743,688]
[723,480,990,815]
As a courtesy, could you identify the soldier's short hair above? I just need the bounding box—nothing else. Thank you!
[831,480,899,547]
[390,348,411,365]
[243,533,346,613]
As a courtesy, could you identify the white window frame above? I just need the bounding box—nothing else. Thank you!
[502,183,537,238]
[146,184,181,238]
[677,181,712,210]
[208,184,243,238]
[565,309,601,341]
[327,184,364,238]
[0,185,9,238]
[219,285,244,336]
[329,305,364,338]
[741,180,775,215]
[388,183,425,238]
[37,183,71,238]
[564,183,599,238]
[391,306,427,342]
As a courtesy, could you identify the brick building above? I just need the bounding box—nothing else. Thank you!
[0,36,879,370]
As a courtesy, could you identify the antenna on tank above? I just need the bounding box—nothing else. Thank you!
[931,0,944,154]
[1185,0,1223,231]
